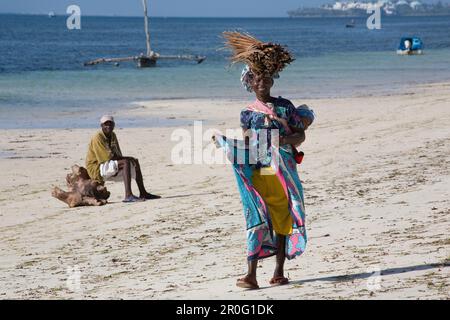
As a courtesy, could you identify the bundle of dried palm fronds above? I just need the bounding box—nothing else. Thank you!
[222,31,294,76]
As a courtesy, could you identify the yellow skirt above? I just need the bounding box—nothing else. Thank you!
[252,167,293,235]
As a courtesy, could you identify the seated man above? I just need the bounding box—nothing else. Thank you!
[86,115,160,203]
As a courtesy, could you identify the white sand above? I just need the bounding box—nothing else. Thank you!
[0,82,449,299]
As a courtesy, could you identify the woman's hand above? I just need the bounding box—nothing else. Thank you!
[267,114,289,129]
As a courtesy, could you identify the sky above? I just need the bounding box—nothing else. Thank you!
[0,0,324,17]
[0,0,446,17]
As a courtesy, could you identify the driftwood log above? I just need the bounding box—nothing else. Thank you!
[51,165,110,208]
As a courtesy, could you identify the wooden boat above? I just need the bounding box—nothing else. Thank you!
[84,0,206,68]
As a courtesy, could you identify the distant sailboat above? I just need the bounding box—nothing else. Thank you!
[48,11,56,18]
[346,19,355,28]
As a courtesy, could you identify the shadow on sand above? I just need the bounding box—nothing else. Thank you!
[160,192,218,199]
[106,192,217,203]
[289,262,449,286]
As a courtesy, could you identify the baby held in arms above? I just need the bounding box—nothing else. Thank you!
[269,104,315,163]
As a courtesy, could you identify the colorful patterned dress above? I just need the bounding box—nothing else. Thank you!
[215,97,307,261]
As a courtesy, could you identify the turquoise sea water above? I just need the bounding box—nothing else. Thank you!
[0,15,449,128]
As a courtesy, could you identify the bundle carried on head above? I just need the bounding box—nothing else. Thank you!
[222,31,294,77]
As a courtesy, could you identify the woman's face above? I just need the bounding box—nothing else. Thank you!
[250,72,274,97]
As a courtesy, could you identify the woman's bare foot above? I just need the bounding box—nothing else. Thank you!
[236,275,259,289]
[269,275,289,286]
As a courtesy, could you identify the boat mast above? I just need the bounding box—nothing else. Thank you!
[142,0,152,57]
[83,0,206,67]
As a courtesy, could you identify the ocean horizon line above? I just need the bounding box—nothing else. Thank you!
[2,12,450,19]
[0,13,289,19]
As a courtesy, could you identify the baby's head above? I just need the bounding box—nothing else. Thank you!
[293,104,315,130]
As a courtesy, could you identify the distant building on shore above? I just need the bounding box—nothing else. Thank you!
[288,0,450,17]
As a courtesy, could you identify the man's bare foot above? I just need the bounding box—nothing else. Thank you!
[139,192,161,200]
[122,195,145,203]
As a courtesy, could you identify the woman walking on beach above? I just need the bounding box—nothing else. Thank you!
[215,32,314,289]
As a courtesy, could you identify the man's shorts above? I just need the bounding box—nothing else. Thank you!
[100,160,136,182]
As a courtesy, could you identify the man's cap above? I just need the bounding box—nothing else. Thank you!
[100,115,115,124]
